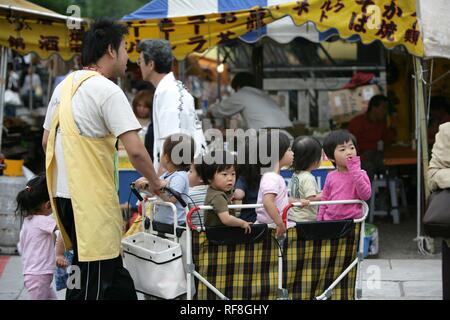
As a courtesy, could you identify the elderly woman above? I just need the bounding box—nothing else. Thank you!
[428,122,450,300]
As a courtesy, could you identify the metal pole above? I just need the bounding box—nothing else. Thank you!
[217,47,221,102]
[414,57,422,242]
[0,46,8,151]
[28,61,33,111]
[413,56,433,255]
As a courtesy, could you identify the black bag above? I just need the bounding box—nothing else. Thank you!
[423,189,450,238]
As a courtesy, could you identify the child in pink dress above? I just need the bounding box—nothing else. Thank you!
[318,130,371,221]
[256,131,309,237]
[16,175,60,300]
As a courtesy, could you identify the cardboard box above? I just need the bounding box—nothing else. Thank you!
[328,85,381,123]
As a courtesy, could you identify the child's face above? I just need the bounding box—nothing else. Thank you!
[135,102,150,119]
[279,147,294,168]
[210,167,236,192]
[160,153,172,171]
[188,164,203,187]
[39,201,52,216]
[333,140,357,168]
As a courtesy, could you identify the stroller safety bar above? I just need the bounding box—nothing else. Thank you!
[186,203,290,231]
[283,200,369,223]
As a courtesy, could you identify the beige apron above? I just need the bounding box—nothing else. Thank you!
[46,71,122,261]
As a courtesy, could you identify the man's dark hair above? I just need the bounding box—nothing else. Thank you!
[81,18,129,66]
[231,72,256,91]
[201,150,237,184]
[292,136,323,172]
[137,39,173,74]
[323,130,357,162]
[367,94,389,113]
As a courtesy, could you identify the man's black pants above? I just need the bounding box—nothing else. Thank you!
[55,198,137,300]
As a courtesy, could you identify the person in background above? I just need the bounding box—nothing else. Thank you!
[318,130,371,221]
[289,136,323,222]
[7,62,20,92]
[137,39,206,172]
[208,72,293,130]
[16,175,57,300]
[132,89,154,158]
[427,122,450,301]
[427,96,450,148]
[348,95,396,181]
[21,65,42,108]
[53,55,82,90]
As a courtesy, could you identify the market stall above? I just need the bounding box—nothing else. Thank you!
[120,0,449,254]
[0,0,87,151]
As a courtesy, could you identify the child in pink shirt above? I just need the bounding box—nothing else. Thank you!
[16,175,64,300]
[318,130,371,221]
[256,131,308,237]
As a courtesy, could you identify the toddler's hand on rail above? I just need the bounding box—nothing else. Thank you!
[241,221,252,234]
[299,199,310,207]
[275,222,286,237]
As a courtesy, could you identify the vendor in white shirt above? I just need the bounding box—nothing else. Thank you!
[137,39,206,172]
[209,72,293,130]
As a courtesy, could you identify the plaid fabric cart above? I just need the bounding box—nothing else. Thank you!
[186,200,368,300]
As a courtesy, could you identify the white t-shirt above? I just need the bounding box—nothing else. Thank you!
[211,86,293,130]
[152,72,206,170]
[43,70,142,198]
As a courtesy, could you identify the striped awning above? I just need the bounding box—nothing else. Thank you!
[122,0,424,61]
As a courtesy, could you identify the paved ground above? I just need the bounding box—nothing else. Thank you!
[360,258,442,300]
[0,254,442,300]
[0,203,442,300]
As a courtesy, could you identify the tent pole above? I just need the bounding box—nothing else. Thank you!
[217,47,221,102]
[0,46,8,152]
[413,56,432,254]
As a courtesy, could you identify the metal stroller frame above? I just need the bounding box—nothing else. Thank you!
[185,200,368,300]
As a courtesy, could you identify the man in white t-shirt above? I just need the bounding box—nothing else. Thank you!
[137,39,207,173]
[42,19,162,300]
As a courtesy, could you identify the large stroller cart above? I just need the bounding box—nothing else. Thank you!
[185,200,368,300]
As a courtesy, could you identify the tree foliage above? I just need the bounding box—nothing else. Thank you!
[31,0,150,19]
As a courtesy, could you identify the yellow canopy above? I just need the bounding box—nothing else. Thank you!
[0,0,87,60]
[124,0,424,61]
